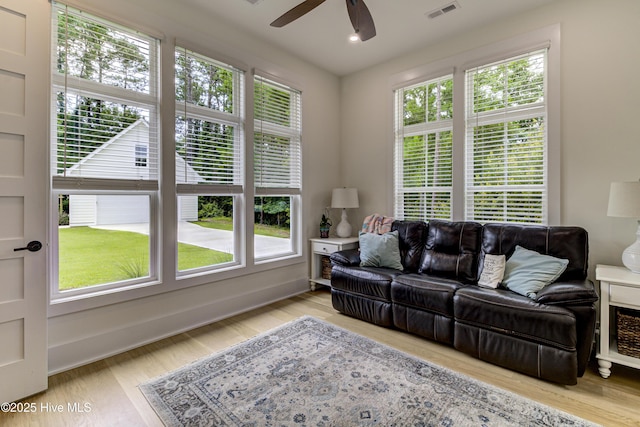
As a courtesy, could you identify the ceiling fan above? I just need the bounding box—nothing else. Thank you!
[270,0,376,42]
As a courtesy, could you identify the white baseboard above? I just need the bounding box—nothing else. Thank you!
[47,278,308,375]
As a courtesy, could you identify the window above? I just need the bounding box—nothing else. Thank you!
[393,40,554,225]
[135,144,148,167]
[51,3,159,297]
[175,48,244,273]
[253,75,302,259]
[465,50,547,224]
[394,76,453,220]
[49,4,305,309]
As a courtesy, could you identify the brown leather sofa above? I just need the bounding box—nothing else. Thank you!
[330,219,598,385]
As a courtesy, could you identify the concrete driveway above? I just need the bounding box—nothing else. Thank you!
[93,221,292,258]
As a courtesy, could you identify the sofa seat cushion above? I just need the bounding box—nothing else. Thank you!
[454,287,576,351]
[534,280,599,306]
[391,273,467,318]
[331,264,403,302]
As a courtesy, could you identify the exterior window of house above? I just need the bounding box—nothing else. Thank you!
[394,76,453,220]
[253,75,302,260]
[51,3,160,298]
[175,48,244,273]
[135,144,148,167]
[465,50,548,224]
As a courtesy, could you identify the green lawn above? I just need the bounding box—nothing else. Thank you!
[58,227,232,290]
[192,217,234,231]
[194,217,290,238]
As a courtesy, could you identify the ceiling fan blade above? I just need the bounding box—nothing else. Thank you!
[346,0,376,41]
[271,0,326,27]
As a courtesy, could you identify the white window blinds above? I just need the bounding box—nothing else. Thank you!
[254,75,302,195]
[394,76,453,220]
[52,3,159,188]
[465,49,547,224]
[175,48,244,192]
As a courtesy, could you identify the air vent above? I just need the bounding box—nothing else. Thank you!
[426,1,460,19]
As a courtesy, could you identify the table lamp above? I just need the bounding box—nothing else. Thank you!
[331,188,359,238]
[608,180,640,273]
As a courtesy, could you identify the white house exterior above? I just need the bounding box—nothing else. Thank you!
[68,120,201,226]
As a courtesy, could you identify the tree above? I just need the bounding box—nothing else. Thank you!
[55,9,150,174]
[175,50,237,184]
[399,78,453,220]
[469,53,546,223]
[254,197,290,228]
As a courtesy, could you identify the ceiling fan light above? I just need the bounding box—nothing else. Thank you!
[349,32,360,42]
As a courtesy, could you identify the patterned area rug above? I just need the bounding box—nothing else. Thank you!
[140,316,598,426]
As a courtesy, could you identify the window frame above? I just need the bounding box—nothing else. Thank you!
[174,46,246,276]
[50,3,161,302]
[464,49,549,224]
[135,144,148,167]
[394,75,454,221]
[48,4,307,315]
[390,25,560,225]
[253,72,303,261]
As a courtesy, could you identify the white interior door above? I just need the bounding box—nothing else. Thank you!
[0,0,49,403]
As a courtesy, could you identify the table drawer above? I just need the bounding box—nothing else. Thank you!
[312,242,340,255]
[610,283,640,306]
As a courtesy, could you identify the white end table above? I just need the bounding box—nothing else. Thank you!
[309,237,359,291]
[596,264,640,378]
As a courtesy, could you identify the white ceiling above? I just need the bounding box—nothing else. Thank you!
[179,0,557,76]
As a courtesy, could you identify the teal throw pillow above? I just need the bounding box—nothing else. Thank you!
[359,231,403,270]
[502,245,569,299]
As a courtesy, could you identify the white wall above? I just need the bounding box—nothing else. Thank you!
[68,195,97,226]
[46,0,342,373]
[340,0,640,278]
[45,0,640,373]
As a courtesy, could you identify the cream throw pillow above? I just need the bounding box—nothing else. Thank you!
[478,254,506,288]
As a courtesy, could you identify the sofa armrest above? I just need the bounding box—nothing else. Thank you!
[330,249,360,267]
[535,279,598,306]
[535,279,598,378]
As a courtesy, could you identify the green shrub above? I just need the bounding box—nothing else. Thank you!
[59,212,69,226]
[199,202,225,219]
[117,255,148,279]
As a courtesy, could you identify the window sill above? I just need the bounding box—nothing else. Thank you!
[48,254,305,318]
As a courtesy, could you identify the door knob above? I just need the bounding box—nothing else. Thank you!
[14,241,43,252]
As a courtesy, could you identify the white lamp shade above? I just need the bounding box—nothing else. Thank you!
[608,181,640,273]
[331,188,359,209]
[331,188,358,237]
[608,181,640,217]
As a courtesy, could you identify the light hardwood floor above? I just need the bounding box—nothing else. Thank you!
[2,289,640,426]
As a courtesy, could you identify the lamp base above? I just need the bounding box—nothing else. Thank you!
[622,221,640,273]
[335,208,352,238]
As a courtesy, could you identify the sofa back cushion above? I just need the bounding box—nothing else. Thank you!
[480,223,589,281]
[418,219,483,284]
[391,220,428,272]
